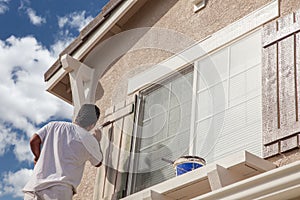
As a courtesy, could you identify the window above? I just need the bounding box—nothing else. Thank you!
[129,30,262,194]
[192,30,262,162]
[133,68,193,193]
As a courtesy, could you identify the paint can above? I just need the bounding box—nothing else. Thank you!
[173,156,206,176]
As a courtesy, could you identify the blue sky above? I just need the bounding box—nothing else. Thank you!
[0,0,109,199]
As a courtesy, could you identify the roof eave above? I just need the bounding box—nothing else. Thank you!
[44,0,142,104]
[44,0,125,82]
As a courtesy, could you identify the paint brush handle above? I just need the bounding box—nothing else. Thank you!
[97,121,112,129]
[161,158,174,164]
[101,121,111,127]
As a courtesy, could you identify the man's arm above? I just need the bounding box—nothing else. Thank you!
[92,128,103,167]
[30,133,42,165]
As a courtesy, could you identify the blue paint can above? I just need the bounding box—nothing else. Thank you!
[173,156,206,176]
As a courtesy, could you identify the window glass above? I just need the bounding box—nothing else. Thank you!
[230,32,261,75]
[194,31,262,163]
[134,70,193,192]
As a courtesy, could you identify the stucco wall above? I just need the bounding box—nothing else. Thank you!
[75,0,300,199]
[280,0,300,15]
[125,0,272,41]
[74,162,96,200]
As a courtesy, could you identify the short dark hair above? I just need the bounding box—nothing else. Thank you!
[75,104,100,128]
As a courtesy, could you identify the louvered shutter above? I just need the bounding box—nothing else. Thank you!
[93,95,136,200]
[262,10,300,157]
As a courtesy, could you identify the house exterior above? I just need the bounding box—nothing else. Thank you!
[44,0,300,199]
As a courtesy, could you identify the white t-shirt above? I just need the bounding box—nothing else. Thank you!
[23,121,102,193]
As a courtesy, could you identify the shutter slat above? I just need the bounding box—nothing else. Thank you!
[103,118,124,198]
[297,32,300,120]
[262,21,278,145]
[262,45,278,144]
[114,111,135,197]
[94,124,113,200]
[278,14,296,131]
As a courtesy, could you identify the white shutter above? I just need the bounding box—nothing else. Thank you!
[93,96,136,200]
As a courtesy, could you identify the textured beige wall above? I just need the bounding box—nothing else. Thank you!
[76,0,300,199]
[74,162,96,200]
[280,0,300,15]
[125,0,272,41]
[98,49,172,113]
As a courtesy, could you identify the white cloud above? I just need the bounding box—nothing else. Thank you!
[0,124,32,162]
[26,8,46,26]
[13,137,33,162]
[50,30,75,58]
[58,16,68,29]
[0,0,10,14]
[0,168,33,197]
[0,35,72,162]
[0,34,74,199]
[58,11,93,32]
[0,124,16,156]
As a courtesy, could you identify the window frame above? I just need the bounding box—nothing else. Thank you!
[189,30,263,162]
[129,67,194,194]
[125,1,279,195]
[127,30,264,195]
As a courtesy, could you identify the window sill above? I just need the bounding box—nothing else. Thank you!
[122,151,276,200]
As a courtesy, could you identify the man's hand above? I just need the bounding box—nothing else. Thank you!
[93,128,102,142]
[34,157,38,165]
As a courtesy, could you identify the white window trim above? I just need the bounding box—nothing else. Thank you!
[127,0,279,95]
[190,0,206,13]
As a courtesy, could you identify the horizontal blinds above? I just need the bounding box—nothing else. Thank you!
[195,30,262,163]
[134,71,193,192]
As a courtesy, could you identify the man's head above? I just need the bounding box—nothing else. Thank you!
[75,104,100,131]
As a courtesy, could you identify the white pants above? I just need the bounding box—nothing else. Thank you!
[24,185,73,200]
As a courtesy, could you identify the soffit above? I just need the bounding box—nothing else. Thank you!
[44,0,149,82]
[44,0,124,82]
[44,0,149,104]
